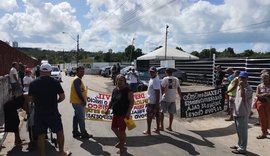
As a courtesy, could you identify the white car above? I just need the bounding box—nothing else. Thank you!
[51,66,62,82]
[120,66,134,75]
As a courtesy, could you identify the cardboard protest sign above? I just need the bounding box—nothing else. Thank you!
[86,89,148,121]
[180,87,225,118]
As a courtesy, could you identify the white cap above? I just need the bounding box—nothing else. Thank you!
[40,63,52,72]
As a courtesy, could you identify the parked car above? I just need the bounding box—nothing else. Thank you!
[65,67,77,76]
[100,66,112,77]
[126,70,150,91]
[157,67,186,84]
[120,66,134,75]
[51,66,62,82]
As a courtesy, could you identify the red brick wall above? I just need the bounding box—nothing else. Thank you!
[0,41,39,76]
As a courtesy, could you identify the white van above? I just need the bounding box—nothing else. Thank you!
[41,60,49,64]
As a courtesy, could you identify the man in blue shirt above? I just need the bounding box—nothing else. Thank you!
[28,63,71,156]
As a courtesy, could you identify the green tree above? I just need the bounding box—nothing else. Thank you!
[104,52,111,62]
[124,45,135,61]
[176,46,184,51]
[191,51,200,57]
[200,49,211,58]
[220,47,235,57]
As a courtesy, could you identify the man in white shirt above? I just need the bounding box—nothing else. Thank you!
[127,68,139,92]
[9,62,21,96]
[143,66,161,135]
[160,68,181,131]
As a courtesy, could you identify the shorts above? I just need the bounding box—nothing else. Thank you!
[10,83,22,95]
[111,115,126,131]
[146,104,160,118]
[35,113,63,135]
[229,96,235,108]
[160,101,176,114]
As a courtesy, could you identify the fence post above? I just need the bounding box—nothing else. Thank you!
[212,54,216,87]
[245,57,248,72]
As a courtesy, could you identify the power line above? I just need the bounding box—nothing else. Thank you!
[91,0,129,29]
[120,0,177,27]
[182,19,270,36]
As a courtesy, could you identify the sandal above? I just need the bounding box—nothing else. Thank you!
[166,127,173,131]
[256,135,267,139]
[59,151,72,156]
[152,129,160,134]
[154,127,164,131]
[143,130,151,135]
[116,147,127,154]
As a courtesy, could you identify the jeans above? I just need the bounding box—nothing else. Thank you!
[129,83,138,92]
[234,116,248,152]
[72,103,87,135]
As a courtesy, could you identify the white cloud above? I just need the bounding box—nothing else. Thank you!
[0,0,270,53]
[0,0,18,12]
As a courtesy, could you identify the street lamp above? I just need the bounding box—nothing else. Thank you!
[62,32,79,67]
[165,25,169,60]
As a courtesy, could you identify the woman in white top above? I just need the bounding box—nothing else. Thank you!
[23,68,33,92]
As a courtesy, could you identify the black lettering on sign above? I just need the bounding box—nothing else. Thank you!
[180,87,225,118]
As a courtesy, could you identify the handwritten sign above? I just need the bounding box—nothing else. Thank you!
[180,87,225,118]
[85,89,148,121]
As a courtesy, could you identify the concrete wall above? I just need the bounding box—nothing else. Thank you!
[0,75,12,126]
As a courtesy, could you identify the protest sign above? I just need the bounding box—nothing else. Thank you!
[180,87,225,118]
[85,89,148,121]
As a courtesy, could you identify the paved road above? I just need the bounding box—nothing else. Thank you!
[0,73,268,156]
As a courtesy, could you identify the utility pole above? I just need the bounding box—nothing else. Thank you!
[77,34,79,67]
[165,25,169,60]
[129,38,135,62]
[62,32,80,67]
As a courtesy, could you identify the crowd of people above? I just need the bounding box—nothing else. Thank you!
[4,61,270,155]
[215,65,270,154]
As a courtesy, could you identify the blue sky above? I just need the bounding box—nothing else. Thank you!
[0,0,270,54]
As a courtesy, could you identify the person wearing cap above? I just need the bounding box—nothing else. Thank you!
[23,68,33,92]
[230,71,253,155]
[160,68,182,131]
[143,66,161,135]
[22,68,34,121]
[254,72,270,139]
[28,63,71,156]
[70,66,93,139]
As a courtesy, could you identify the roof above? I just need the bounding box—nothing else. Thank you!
[137,47,199,60]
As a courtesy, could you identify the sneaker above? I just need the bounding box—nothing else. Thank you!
[225,118,233,121]
[231,149,246,155]
[230,145,238,149]
[72,132,81,138]
[81,133,93,139]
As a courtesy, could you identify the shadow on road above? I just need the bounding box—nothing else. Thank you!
[5,141,58,156]
[94,134,201,156]
[75,137,111,156]
[164,130,215,147]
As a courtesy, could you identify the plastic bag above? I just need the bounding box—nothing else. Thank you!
[124,117,136,130]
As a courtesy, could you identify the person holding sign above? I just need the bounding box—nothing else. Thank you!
[230,71,253,155]
[143,66,161,135]
[105,74,134,154]
[160,68,181,131]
